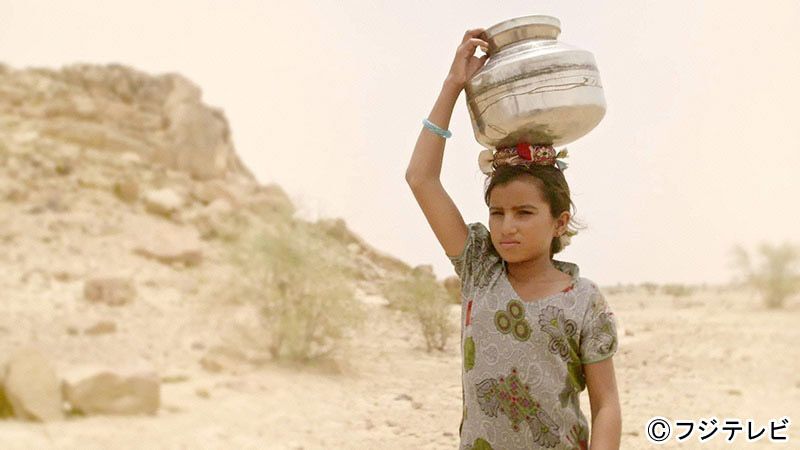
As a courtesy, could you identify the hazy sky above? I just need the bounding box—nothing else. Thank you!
[3,0,799,285]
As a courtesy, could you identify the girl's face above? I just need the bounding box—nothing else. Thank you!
[488,178,568,263]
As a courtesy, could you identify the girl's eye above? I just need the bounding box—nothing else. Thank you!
[490,212,502,216]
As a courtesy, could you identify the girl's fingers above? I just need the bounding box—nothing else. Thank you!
[460,38,490,54]
[461,28,486,43]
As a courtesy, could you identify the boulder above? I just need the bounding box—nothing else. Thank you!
[3,348,64,421]
[127,216,204,266]
[61,366,160,415]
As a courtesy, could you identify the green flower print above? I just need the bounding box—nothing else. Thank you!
[495,300,532,342]
[558,360,585,408]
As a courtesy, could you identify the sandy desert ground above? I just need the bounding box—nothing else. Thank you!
[1,281,798,450]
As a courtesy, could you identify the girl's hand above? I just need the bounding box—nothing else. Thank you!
[445,28,490,91]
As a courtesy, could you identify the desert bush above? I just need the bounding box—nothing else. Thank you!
[382,266,454,352]
[640,282,658,296]
[662,283,695,297]
[443,276,462,304]
[731,242,800,309]
[219,217,365,362]
[603,283,632,296]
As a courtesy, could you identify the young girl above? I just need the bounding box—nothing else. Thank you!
[405,29,621,450]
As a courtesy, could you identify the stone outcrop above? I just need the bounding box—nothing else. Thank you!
[0,63,254,181]
[0,63,426,430]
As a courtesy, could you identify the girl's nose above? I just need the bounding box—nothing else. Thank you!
[503,217,517,234]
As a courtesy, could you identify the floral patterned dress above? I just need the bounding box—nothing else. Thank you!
[449,223,618,450]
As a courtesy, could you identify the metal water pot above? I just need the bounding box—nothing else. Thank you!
[465,15,606,148]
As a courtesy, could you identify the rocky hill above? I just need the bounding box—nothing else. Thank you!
[0,63,415,426]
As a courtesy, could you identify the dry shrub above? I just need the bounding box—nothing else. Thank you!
[732,242,800,309]
[220,218,365,362]
[383,266,454,352]
[444,276,462,304]
[662,284,694,297]
[640,282,658,296]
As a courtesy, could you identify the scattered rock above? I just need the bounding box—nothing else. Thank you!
[199,345,251,374]
[0,381,14,417]
[119,152,142,165]
[0,179,28,202]
[192,179,239,206]
[113,176,140,203]
[133,244,202,267]
[83,277,136,306]
[84,320,117,335]
[77,171,111,190]
[52,269,74,282]
[131,223,204,267]
[190,198,238,240]
[161,374,190,384]
[143,188,183,217]
[199,357,223,374]
[195,388,210,399]
[54,158,74,176]
[3,347,65,421]
[412,401,423,410]
[243,183,295,216]
[394,393,413,401]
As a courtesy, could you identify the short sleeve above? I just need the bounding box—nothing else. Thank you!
[448,222,502,296]
[579,288,619,364]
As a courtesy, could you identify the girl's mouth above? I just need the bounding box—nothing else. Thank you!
[499,241,519,249]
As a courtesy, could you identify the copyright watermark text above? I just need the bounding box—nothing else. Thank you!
[646,416,791,444]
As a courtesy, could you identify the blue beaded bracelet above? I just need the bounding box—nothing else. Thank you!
[423,118,452,139]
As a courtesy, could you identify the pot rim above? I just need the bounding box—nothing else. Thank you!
[484,15,561,40]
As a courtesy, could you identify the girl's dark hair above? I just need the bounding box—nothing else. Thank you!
[484,164,580,258]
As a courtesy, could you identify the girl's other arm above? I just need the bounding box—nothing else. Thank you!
[585,357,622,449]
[405,28,488,258]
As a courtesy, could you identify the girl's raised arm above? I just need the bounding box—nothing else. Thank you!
[405,29,489,258]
